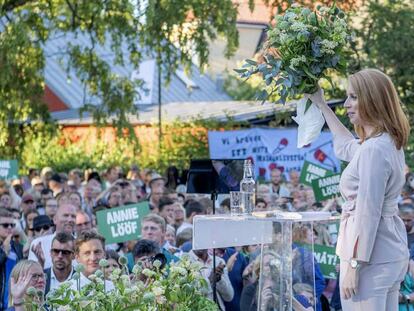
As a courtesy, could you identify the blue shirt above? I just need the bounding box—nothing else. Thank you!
[222,248,248,311]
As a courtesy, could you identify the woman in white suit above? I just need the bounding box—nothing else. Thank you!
[309,68,410,310]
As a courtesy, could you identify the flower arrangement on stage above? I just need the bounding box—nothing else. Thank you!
[25,255,219,311]
[235,3,352,111]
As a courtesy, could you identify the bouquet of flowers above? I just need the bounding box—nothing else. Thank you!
[236,3,352,108]
[235,4,352,147]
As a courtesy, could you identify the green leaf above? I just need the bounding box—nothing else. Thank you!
[233,68,248,74]
[245,59,258,66]
[304,98,313,113]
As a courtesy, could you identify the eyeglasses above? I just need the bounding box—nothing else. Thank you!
[51,248,73,256]
[0,223,16,229]
[24,200,34,204]
[31,273,46,281]
[34,225,51,233]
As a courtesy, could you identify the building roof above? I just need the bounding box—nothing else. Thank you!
[51,99,345,125]
[43,31,231,111]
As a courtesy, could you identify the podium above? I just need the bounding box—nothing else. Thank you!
[193,211,339,311]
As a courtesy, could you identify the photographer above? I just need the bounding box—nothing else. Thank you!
[133,239,167,281]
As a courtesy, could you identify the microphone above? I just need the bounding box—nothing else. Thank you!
[272,138,289,155]
[314,149,336,171]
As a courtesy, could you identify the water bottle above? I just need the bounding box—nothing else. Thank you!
[240,159,255,214]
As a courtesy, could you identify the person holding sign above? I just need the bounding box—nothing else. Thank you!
[309,69,410,310]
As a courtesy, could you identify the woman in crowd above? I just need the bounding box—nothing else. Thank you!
[7,260,45,311]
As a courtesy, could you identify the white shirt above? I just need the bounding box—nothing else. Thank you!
[188,250,234,310]
[50,267,73,292]
[28,233,56,269]
[70,272,115,292]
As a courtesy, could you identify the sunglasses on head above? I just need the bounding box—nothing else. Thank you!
[34,225,51,233]
[0,223,16,229]
[51,248,73,256]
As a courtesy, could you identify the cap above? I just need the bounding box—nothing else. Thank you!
[32,215,52,230]
[31,176,43,187]
[22,194,35,203]
[49,173,62,184]
[149,173,166,186]
[40,167,53,177]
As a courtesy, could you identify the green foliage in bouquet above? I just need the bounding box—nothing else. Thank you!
[236,3,352,110]
[25,255,218,311]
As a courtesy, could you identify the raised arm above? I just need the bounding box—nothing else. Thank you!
[307,88,359,162]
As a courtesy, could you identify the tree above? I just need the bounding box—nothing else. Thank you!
[354,0,414,166]
[0,0,239,156]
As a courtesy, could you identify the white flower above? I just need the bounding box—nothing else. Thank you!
[279,33,290,44]
[142,268,156,278]
[152,286,165,296]
[120,274,130,285]
[321,39,338,54]
[289,55,307,70]
[291,21,307,32]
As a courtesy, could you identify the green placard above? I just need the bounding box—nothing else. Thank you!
[0,160,19,180]
[299,161,333,186]
[311,173,341,202]
[313,244,339,279]
[96,202,150,244]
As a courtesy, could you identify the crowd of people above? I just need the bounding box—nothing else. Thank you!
[0,164,414,310]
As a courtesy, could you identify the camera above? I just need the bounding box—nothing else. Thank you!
[151,253,167,270]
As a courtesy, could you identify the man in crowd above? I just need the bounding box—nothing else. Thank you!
[75,211,92,237]
[68,169,83,192]
[73,230,113,291]
[44,232,75,295]
[48,174,64,197]
[158,197,176,225]
[188,248,234,310]
[105,166,119,188]
[40,189,54,209]
[0,208,23,310]
[141,214,178,262]
[32,215,54,238]
[20,194,37,229]
[45,198,58,220]
[132,239,166,281]
[269,168,291,205]
[287,169,302,192]
[29,203,77,269]
[176,200,206,235]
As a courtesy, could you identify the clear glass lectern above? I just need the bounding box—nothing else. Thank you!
[193,211,339,311]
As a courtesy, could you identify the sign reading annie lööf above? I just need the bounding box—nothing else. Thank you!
[299,160,333,186]
[311,173,341,202]
[96,202,150,244]
[0,160,18,180]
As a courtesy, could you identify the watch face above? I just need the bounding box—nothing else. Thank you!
[350,259,358,268]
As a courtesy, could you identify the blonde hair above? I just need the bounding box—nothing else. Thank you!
[348,68,410,149]
[8,260,43,306]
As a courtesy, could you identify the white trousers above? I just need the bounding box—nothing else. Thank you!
[340,259,408,311]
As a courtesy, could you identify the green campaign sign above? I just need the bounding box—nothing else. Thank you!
[96,202,150,244]
[0,160,18,180]
[299,161,333,187]
[313,244,339,279]
[311,173,341,202]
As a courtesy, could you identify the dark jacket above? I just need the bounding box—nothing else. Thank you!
[1,241,23,311]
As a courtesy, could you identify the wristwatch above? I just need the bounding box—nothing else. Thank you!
[350,258,360,269]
